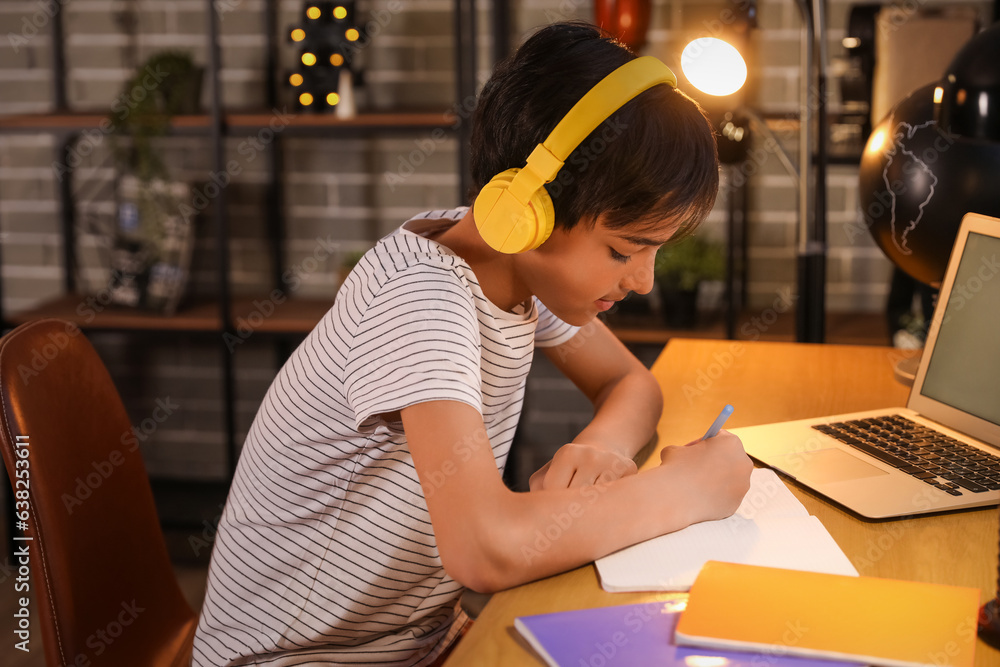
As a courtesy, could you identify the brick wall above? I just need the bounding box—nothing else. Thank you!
[0,0,990,479]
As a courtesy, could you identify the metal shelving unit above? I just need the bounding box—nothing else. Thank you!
[0,0,489,477]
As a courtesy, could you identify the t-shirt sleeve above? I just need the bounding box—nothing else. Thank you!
[533,296,581,348]
[344,264,483,432]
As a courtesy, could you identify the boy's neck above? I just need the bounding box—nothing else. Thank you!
[431,209,532,313]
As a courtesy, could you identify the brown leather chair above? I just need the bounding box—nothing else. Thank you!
[0,319,196,666]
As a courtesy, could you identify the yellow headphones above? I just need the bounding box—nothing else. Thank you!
[473,56,677,254]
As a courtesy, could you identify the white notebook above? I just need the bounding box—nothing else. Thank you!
[595,468,859,592]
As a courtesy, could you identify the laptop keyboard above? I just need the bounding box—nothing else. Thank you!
[812,415,1000,496]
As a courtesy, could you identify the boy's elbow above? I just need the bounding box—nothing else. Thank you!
[634,366,663,414]
[445,558,508,595]
[441,541,517,594]
[438,501,526,594]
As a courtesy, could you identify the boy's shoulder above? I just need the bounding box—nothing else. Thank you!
[350,207,478,296]
[367,207,469,272]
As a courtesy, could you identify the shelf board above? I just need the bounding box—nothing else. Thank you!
[4,294,336,335]
[0,112,212,133]
[228,296,333,333]
[5,294,713,342]
[228,111,455,129]
[5,295,891,346]
[6,294,223,331]
[0,111,455,134]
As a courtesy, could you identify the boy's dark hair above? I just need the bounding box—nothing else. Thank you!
[470,22,720,239]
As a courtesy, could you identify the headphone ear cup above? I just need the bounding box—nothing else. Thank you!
[473,169,556,254]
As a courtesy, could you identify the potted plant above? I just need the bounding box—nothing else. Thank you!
[107,51,203,315]
[653,235,725,328]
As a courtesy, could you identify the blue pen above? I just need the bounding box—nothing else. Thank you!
[702,404,734,439]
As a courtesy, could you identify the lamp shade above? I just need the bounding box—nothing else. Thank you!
[858,83,1000,285]
[936,23,1000,142]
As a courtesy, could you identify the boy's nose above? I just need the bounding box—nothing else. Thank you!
[622,255,656,295]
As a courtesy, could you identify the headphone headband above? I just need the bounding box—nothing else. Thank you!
[474,55,677,254]
[543,56,677,170]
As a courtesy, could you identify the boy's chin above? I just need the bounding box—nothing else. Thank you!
[549,305,599,327]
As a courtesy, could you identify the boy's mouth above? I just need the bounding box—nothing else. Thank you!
[595,298,617,312]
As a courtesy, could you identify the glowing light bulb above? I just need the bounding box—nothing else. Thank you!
[681,37,747,96]
[306,6,321,19]
[345,28,359,41]
[299,92,314,105]
[327,92,340,105]
[867,128,887,154]
[330,53,344,66]
[934,86,944,104]
[291,28,305,42]
[302,52,317,66]
[289,73,304,86]
[334,6,347,19]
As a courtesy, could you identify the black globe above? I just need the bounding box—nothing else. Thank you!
[858,83,1000,285]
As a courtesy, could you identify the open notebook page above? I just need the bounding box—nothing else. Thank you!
[596,468,858,592]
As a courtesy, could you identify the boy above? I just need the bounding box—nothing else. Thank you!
[193,21,751,667]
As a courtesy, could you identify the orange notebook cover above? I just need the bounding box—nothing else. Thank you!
[675,561,980,667]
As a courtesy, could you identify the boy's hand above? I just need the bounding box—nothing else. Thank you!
[658,430,752,523]
[529,442,638,491]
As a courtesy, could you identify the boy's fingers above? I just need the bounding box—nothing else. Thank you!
[542,461,577,490]
[596,468,618,485]
[528,461,551,491]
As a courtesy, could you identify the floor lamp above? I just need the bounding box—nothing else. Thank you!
[681,0,829,343]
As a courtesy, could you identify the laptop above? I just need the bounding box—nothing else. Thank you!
[733,212,1000,519]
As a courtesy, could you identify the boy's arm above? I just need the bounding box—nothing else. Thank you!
[401,399,751,594]
[532,318,664,489]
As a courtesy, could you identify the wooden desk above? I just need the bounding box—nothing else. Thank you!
[445,339,1000,666]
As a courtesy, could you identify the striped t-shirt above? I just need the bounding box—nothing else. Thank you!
[193,208,579,666]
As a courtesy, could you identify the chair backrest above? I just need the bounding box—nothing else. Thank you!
[0,319,196,666]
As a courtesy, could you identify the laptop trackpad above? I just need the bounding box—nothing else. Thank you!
[772,448,889,484]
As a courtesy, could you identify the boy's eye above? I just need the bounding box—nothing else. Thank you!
[609,247,631,263]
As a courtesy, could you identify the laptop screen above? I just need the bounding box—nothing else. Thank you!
[920,231,1000,426]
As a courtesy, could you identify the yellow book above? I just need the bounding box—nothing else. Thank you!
[675,561,980,667]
